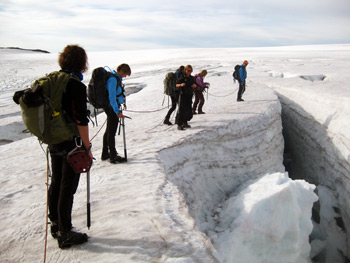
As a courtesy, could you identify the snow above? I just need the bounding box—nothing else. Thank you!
[0,44,349,262]
[213,173,317,263]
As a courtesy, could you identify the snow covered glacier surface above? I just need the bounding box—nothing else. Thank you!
[159,92,318,263]
[1,45,349,262]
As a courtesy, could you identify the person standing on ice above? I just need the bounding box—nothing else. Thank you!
[175,65,184,79]
[163,66,184,125]
[175,65,197,130]
[49,45,92,249]
[193,70,209,114]
[101,64,131,163]
[237,60,248,102]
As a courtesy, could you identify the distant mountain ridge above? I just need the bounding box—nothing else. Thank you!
[0,47,50,53]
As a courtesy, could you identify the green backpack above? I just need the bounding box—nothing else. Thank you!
[163,72,177,96]
[13,71,79,144]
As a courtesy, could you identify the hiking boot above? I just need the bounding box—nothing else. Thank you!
[237,98,244,102]
[177,125,184,130]
[57,230,88,249]
[50,221,58,239]
[198,111,205,114]
[110,154,126,164]
[163,119,172,125]
[101,152,110,161]
[183,123,191,128]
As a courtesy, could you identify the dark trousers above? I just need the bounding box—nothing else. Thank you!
[176,94,193,126]
[193,91,204,113]
[237,83,246,100]
[103,106,119,156]
[49,140,81,233]
[165,95,178,120]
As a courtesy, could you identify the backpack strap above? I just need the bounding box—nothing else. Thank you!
[105,68,125,109]
[104,66,122,94]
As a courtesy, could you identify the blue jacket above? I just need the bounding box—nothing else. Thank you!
[107,71,124,115]
[239,65,247,84]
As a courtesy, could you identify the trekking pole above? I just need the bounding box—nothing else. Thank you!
[121,116,127,162]
[44,148,50,263]
[87,171,91,229]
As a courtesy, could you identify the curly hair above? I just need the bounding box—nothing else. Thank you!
[58,45,88,73]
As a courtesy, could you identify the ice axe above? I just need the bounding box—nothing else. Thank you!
[122,117,128,161]
[119,113,130,162]
[87,171,91,229]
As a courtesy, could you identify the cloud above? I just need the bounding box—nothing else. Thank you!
[0,0,349,52]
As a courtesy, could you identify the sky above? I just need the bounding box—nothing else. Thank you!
[0,0,349,53]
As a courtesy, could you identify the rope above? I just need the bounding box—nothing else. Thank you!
[89,86,237,137]
[145,111,177,134]
[145,118,166,134]
[90,119,107,142]
[207,88,238,98]
[124,106,169,113]
[142,87,238,133]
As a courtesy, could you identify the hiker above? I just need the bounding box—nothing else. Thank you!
[175,65,184,80]
[101,63,131,163]
[48,45,92,248]
[175,65,197,130]
[237,60,248,102]
[163,66,184,125]
[163,72,179,125]
[193,70,209,114]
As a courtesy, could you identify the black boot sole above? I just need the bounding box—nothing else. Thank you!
[58,236,89,249]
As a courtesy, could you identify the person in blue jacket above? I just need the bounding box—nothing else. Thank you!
[237,60,248,102]
[102,63,131,163]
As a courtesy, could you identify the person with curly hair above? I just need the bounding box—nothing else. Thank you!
[49,44,92,249]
